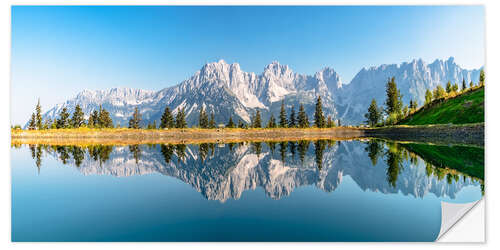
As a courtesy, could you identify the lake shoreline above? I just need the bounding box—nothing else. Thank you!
[11,127,364,145]
[11,123,484,146]
[365,123,484,146]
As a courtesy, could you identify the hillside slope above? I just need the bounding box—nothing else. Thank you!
[399,86,484,125]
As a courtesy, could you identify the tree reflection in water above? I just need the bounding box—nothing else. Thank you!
[15,138,484,199]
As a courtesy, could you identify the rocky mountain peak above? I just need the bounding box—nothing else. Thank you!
[38,58,482,128]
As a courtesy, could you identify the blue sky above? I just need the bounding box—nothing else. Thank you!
[11,6,484,125]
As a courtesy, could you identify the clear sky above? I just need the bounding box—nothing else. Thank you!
[11,5,484,125]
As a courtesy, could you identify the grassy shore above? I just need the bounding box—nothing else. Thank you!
[12,122,484,146]
[11,127,365,145]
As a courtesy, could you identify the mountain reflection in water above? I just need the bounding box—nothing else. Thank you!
[16,139,484,202]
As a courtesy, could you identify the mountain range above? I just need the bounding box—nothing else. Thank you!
[40,57,482,126]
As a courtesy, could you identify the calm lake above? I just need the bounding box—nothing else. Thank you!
[11,139,483,242]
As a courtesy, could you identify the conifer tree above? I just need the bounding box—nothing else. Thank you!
[384,77,403,118]
[226,116,235,128]
[152,120,157,129]
[409,99,418,112]
[71,104,85,128]
[267,114,277,128]
[252,110,262,128]
[128,107,142,129]
[43,118,51,130]
[88,112,94,128]
[28,113,36,130]
[198,106,209,128]
[99,107,113,128]
[452,83,459,92]
[462,78,467,91]
[433,85,446,99]
[479,69,485,86]
[288,106,296,128]
[160,107,174,128]
[326,116,335,128]
[208,113,216,128]
[425,89,433,105]
[470,81,474,89]
[35,99,42,130]
[238,119,245,128]
[89,110,99,128]
[364,99,381,127]
[56,107,71,128]
[279,100,287,128]
[175,108,187,128]
[446,81,452,93]
[51,118,57,129]
[297,104,309,128]
[314,96,326,128]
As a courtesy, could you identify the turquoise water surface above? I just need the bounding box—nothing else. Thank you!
[11,139,483,241]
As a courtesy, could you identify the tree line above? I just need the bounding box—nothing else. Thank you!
[27,102,114,130]
[243,97,338,129]
[24,95,342,130]
[154,96,339,129]
[364,69,485,127]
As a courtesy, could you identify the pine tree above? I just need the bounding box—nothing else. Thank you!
[43,118,51,130]
[279,100,287,128]
[89,110,99,128]
[288,106,296,128]
[71,104,85,128]
[452,83,459,92]
[175,108,187,128]
[238,119,245,128]
[326,116,335,128]
[208,113,216,128]
[425,89,433,105]
[364,99,381,127]
[87,114,94,128]
[56,107,71,129]
[128,107,142,129]
[152,120,157,129]
[160,107,174,128]
[479,69,485,86]
[35,99,42,130]
[403,105,409,117]
[267,114,277,128]
[470,81,474,89]
[227,116,235,128]
[50,118,57,129]
[253,110,262,128]
[462,78,467,91]
[28,113,36,130]
[433,85,446,99]
[99,107,113,128]
[314,96,326,128]
[409,99,418,112]
[446,81,452,93]
[297,104,309,128]
[198,106,209,128]
[384,77,403,118]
